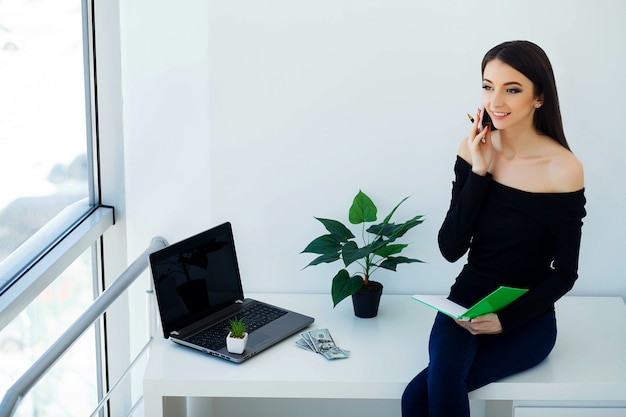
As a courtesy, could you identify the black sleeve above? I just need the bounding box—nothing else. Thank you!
[438,156,492,262]
[498,191,586,330]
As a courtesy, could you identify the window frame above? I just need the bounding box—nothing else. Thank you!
[0,0,136,413]
[0,204,114,331]
[0,0,138,414]
[0,0,107,332]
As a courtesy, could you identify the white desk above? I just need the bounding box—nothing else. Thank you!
[143,294,626,417]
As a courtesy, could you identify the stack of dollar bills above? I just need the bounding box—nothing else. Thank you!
[295,328,350,360]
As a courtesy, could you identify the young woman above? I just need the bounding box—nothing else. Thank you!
[401,40,586,417]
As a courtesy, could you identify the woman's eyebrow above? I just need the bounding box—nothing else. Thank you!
[483,78,524,87]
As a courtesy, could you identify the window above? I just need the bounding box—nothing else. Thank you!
[0,0,93,293]
[0,249,100,417]
[0,1,118,416]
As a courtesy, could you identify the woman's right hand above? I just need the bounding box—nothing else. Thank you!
[466,108,492,176]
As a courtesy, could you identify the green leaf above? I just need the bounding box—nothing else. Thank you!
[341,241,374,268]
[331,269,364,307]
[315,218,354,242]
[369,237,389,255]
[381,195,411,225]
[378,256,424,271]
[348,190,377,225]
[361,195,411,241]
[301,234,341,255]
[367,215,424,240]
[303,253,341,268]
[388,215,425,239]
[374,243,408,258]
[367,222,396,238]
[227,317,248,337]
[366,195,424,242]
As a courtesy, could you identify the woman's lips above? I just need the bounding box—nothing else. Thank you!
[491,111,510,120]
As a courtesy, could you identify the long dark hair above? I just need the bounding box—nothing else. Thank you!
[481,41,570,151]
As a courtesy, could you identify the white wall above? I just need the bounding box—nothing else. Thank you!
[120,0,626,302]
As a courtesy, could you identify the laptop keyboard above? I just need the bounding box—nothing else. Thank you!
[185,301,288,351]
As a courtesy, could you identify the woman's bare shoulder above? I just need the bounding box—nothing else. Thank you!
[457,136,471,164]
[549,147,584,192]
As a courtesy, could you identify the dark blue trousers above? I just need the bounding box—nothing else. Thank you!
[401,311,557,417]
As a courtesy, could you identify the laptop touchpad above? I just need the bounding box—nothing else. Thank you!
[248,332,270,347]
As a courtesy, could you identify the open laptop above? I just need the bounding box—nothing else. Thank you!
[149,222,314,363]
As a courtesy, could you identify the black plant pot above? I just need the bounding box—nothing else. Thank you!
[351,281,383,318]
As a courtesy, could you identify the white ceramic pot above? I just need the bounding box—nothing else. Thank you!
[226,332,248,354]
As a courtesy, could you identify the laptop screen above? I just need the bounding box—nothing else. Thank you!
[149,222,245,336]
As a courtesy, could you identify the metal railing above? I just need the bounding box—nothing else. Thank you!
[0,236,167,417]
[0,204,115,331]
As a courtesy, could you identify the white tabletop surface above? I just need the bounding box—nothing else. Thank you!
[143,293,626,414]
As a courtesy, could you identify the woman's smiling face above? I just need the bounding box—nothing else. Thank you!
[482,59,543,132]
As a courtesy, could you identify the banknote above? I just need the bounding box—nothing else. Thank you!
[321,346,351,360]
[295,328,349,360]
[295,337,313,352]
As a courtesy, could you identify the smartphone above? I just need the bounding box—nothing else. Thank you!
[479,108,494,131]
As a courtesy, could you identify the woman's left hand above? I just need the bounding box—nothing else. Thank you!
[466,108,493,176]
[456,313,503,335]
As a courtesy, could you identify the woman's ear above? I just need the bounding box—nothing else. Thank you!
[534,95,544,108]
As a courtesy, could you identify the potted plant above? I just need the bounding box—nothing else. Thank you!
[301,190,425,318]
[225,317,248,354]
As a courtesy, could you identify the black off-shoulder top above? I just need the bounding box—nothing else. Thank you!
[438,156,586,330]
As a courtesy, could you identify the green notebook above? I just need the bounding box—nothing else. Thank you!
[412,286,528,320]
